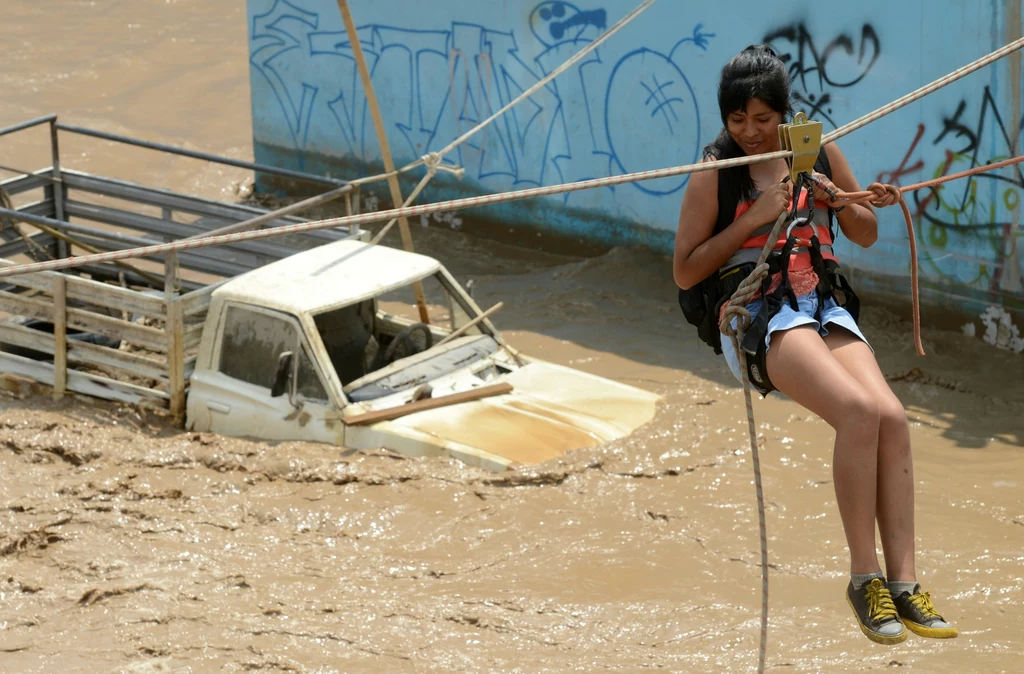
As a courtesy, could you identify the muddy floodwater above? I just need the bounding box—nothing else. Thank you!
[1,2,1023,672]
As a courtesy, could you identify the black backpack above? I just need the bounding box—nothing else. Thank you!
[677,148,834,354]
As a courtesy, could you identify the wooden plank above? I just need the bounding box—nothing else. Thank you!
[182,323,204,351]
[0,352,169,407]
[164,252,179,298]
[0,289,168,352]
[52,275,67,399]
[0,322,55,356]
[166,300,185,423]
[0,323,169,381]
[0,265,166,318]
[66,306,167,352]
[343,382,513,426]
[179,286,216,317]
[66,279,165,319]
[75,263,203,294]
[69,340,168,381]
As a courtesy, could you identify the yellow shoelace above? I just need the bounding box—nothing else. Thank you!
[908,588,941,618]
[864,578,899,622]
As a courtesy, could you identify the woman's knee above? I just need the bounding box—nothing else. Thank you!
[878,394,911,444]
[835,388,881,436]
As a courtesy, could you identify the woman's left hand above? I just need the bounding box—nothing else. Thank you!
[808,172,840,204]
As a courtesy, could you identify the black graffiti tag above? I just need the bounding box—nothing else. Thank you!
[920,85,1024,231]
[764,23,881,127]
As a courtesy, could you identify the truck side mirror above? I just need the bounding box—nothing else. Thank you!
[271,351,294,398]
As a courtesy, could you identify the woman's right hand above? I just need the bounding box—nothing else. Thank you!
[744,181,793,226]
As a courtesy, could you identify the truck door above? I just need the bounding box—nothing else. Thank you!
[186,303,341,445]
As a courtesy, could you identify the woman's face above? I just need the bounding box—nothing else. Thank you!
[726,98,783,155]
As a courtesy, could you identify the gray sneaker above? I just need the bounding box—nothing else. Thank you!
[845,577,907,644]
[891,584,958,639]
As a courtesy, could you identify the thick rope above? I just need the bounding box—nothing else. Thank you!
[0,150,792,279]
[718,209,790,674]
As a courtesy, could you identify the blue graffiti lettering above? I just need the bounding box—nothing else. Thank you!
[249,1,714,198]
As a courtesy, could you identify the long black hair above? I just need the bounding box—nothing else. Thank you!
[703,44,793,209]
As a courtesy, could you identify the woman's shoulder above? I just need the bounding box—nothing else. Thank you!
[690,153,720,180]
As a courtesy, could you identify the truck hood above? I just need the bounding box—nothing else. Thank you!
[384,361,661,466]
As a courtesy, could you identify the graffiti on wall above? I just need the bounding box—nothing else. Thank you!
[876,85,1023,300]
[249,0,714,199]
[763,22,881,128]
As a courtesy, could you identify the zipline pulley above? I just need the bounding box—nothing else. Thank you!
[778,111,823,184]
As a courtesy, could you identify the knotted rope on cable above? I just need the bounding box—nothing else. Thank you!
[420,151,465,180]
[368,153,466,246]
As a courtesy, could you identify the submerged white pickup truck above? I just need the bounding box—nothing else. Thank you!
[183,238,661,470]
[1,239,661,470]
[0,118,660,471]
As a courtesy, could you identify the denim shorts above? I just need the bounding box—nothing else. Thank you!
[721,291,871,395]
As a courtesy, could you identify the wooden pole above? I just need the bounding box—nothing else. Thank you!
[434,302,503,348]
[344,382,513,426]
[165,253,185,424]
[337,0,430,324]
[52,275,67,400]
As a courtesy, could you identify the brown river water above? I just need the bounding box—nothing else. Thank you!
[1,2,1022,672]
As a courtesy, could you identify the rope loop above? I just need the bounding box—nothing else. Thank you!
[421,151,465,179]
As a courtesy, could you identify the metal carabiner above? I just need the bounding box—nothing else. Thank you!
[785,216,811,239]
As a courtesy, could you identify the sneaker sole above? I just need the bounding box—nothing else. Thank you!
[903,620,958,639]
[845,592,907,645]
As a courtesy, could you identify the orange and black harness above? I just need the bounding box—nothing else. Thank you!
[678,148,860,394]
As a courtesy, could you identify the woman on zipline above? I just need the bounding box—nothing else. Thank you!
[673,43,957,645]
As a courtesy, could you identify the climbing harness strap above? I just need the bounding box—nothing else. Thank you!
[734,175,856,395]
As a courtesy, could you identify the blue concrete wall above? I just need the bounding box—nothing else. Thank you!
[247,0,1024,349]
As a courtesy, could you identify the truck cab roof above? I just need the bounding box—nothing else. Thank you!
[213,239,441,314]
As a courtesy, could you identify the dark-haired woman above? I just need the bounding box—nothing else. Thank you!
[673,44,957,645]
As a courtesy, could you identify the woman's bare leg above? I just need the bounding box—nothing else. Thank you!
[824,328,916,582]
[765,326,882,574]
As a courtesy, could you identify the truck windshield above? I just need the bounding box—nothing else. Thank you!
[313,272,490,387]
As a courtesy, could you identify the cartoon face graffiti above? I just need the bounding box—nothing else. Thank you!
[529,1,607,47]
[605,48,700,196]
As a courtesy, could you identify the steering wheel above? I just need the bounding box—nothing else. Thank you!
[378,323,434,367]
